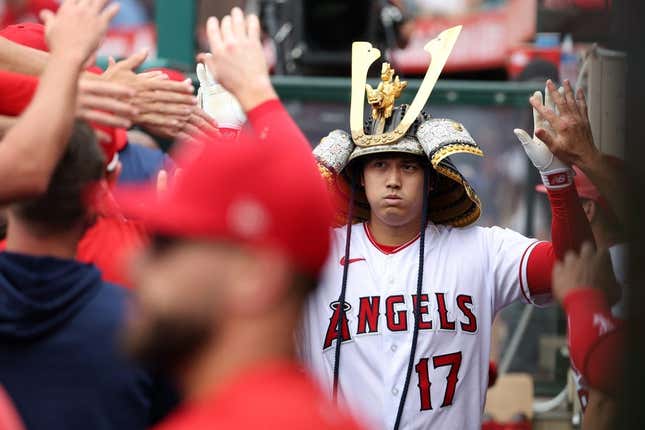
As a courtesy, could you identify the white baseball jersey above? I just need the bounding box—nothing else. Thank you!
[300,222,542,430]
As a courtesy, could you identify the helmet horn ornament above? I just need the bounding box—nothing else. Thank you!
[350,25,463,148]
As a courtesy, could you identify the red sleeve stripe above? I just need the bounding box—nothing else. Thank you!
[518,240,545,305]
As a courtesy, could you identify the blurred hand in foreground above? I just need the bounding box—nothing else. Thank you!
[199,7,277,112]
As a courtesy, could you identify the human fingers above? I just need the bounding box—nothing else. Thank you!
[182,122,208,140]
[563,80,577,114]
[530,93,559,126]
[231,7,246,39]
[192,107,218,128]
[78,109,132,129]
[531,91,543,130]
[138,78,195,95]
[79,94,138,117]
[117,49,149,72]
[546,79,569,115]
[576,88,589,121]
[135,100,194,116]
[206,16,223,52]
[135,113,178,127]
[99,2,120,26]
[246,14,261,42]
[220,14,235,46]
[79,79,135,98]
[136,89,197,106]
[137,71,167,80]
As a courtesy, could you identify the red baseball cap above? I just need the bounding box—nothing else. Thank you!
[0,23,47,51]
[115,132,334,276]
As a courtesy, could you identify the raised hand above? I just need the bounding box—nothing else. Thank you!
[77,78,137,129]
[101,50,197,128]
[196,62,246,130]
[514,81,572,189]
[176,107,221,142]
[529,79,600,168]
[40,0,119,65]
[199,7,277,112]
[552,242,619,304]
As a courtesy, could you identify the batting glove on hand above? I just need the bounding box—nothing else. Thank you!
[196,62,246,130]
[514,85,572,189]
[313,130,354,174]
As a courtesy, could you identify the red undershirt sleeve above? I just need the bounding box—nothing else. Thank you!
[524,184,596,299]
[563,287,624,396]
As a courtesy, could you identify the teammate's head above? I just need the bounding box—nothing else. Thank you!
[355,153,432,229]
[8,121,105,236]
[117,132,333,375]
[575,162,622,246]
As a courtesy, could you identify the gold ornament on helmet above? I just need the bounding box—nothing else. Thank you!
[317,25,488,227]
[350,25,463,148]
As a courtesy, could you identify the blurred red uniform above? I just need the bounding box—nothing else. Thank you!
[155,362,364,430]
[0,0,59,29]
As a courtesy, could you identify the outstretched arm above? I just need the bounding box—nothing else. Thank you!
[514,80,595,301]
[0,36,49,76]
[200,7,313,156]
[0,0,120,203]
[529,81,627,225]
[553,243,624,396]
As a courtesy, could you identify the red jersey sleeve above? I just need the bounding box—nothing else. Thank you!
[524,184,596,300]
[563,287,624,396]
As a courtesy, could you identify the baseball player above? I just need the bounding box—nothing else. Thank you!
[299,28,595,429]
[543,164,625,429]
[553,242,624,430]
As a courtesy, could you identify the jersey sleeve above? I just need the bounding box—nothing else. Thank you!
[484,226,545,313]
[563,287,624,396]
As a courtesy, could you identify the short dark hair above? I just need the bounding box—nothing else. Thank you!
[12,120,105,233]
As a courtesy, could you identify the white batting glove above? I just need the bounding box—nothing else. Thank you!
[514,85,573,190]
[196,62,246,130]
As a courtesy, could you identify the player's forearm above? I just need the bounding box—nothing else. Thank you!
[524,184,594,299]
[578,152,627,226]
[563,288,624,396]
[0,51,83,203]
[547,184,595,259]
[0,36,49,76]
